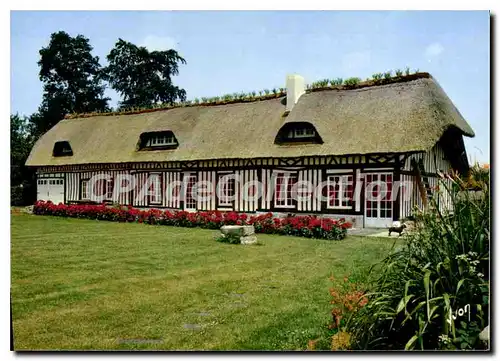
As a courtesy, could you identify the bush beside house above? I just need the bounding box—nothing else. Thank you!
[336,166,490,350]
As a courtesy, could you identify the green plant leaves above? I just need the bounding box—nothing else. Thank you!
[405,335,418,350]
[423,270,431,320]
[456,279,465,295]
[345,170,489,350]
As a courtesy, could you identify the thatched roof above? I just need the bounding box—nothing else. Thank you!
[26,74,474,167]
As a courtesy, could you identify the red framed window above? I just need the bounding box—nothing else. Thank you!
[217,174,235,207]
[105,178,114,200]
[80,179,90,200]
[149,173,162,205]
[184,174,197,210]
[274,172,297,208]
[327,175,353,209]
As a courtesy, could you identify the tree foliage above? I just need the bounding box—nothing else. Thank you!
[12,32,189,206]
[11,114,37,205]
[11,114,33,185]
[103,39,187,109]
[31,31,109,137]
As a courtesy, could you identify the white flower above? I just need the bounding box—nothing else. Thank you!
[477,273,484,278]
[439,334,451,344]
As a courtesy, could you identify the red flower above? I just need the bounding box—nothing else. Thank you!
[32,202,350,240]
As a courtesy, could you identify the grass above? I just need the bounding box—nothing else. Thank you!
[11,213,395,350]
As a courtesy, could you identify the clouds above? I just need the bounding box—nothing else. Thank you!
[424,42,444,62]
[140,35,178,51]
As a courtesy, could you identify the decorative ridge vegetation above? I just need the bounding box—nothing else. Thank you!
[64,68,427,120]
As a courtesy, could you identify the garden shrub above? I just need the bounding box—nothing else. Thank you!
[11,182,36,206]
[345,167,489,350]
[32,201,352,241]
[306,274,369,351]
[215,233,241,244]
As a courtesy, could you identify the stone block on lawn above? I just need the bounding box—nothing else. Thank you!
[220,225,256,244]
[240,235,257,245]
[220,225,255,236]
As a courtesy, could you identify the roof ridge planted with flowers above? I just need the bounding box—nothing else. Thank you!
[65,72,431,120]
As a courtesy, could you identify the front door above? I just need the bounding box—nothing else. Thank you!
[364,173,393,228]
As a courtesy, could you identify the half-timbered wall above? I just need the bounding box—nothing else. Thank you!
[38,157,395,214]
[38,153,404,174]
[399,174,422,219]
[35,148,458,226]
[399,174,454,219]
[197,170,217,211]
[403,143,451,175]
[230,169,259,212]
[65,170,132,204]
[164,172,181,208]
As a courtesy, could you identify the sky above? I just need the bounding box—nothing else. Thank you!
[10,10,490,163]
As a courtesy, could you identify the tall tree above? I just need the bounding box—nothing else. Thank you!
[11,114,33,186]
[104,39,186,109]
[11,114,36,205]
[30,31,109,137]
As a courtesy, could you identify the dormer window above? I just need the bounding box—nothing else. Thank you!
[275,122,323,145]
[288,128,316,139]
[138,131,179,150]
[147,134,177,147]
[53,141,73,157]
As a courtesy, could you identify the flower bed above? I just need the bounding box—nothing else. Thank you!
[33,201,352,240]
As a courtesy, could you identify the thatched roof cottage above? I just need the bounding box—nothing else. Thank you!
[26,72,474,228]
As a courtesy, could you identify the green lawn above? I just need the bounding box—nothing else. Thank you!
[11,213,396,350]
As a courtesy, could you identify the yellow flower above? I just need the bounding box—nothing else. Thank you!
[331,331,351,351]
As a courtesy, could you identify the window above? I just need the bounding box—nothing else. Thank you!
[327,175,354,209]
[379,173,393,218]
[275,122,323,145]
[149,173,162,204]
[274,172,297,208]
[218,174,235,207]
[104,178,114,200]
[53,141,73,157]
[287,128,316,139]
[184,175,197,210]
[153,135,175,146]
[81,179,90,200]
[138,131,179,150]
[148,135,176,146]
